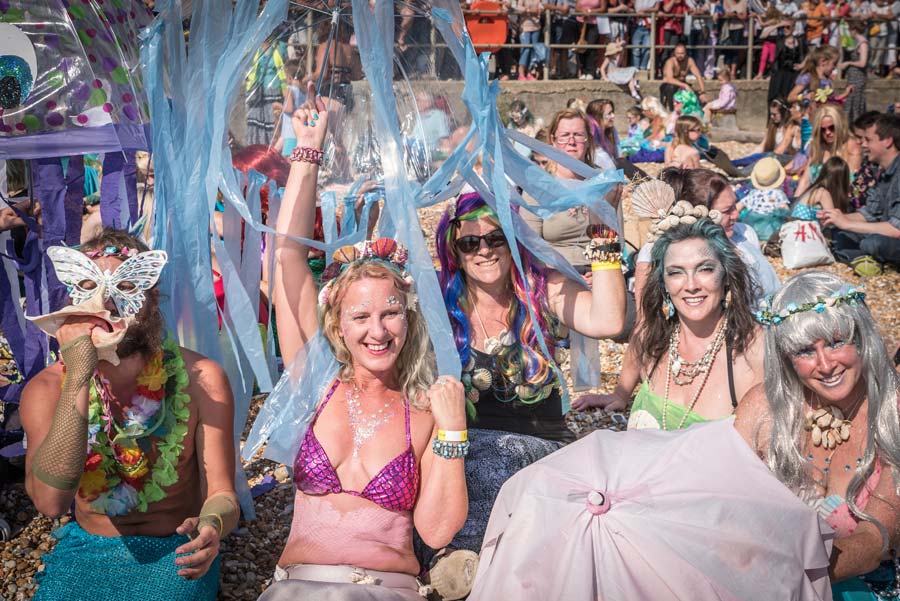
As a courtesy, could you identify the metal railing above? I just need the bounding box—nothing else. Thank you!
[284,10,881,83]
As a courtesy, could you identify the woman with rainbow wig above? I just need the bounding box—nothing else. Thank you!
[735,271,900,599]
[425,191,626,592]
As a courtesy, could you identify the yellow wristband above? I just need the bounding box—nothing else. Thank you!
[591,261,621,271]
[437,429,468,442]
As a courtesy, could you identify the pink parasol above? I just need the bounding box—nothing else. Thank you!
[471,419,834,601]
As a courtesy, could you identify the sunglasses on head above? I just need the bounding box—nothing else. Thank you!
[454,229,508,254]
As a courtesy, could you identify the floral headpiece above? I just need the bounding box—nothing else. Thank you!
[317,238,416,308]
[755,284,866,327]
[645,200,722,243]
[83,245,140,260]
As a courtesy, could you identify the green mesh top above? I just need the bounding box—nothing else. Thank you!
[627,381,709,430]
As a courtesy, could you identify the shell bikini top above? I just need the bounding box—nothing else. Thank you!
[293,380,419,512]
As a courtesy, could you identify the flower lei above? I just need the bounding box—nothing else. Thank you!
[755,285,866,327]
[77,337,191,516]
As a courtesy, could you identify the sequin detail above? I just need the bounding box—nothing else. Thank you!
[294,381,419,512]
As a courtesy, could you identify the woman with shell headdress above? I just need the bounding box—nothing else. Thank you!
[426,190,627,595]
[734,271,900,599]
[257,84,468,601]
[632,167,781,310]
[573,202,764,432]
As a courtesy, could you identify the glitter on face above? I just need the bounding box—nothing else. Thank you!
[386,295,400,306]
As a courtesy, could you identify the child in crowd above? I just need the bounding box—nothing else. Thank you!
[664,115,703,168]
[792,155,851,220]
[599,40,642,101]
[702,69,738,123]
[738,156,791,240]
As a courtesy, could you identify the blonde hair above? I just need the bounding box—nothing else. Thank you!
[319,261,436,409]
[809,104,850,166]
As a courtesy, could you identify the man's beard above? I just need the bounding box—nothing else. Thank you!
[116,304,165,359]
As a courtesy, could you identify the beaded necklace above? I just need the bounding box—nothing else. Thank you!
[661,318,727,431]
[77,338,190,516]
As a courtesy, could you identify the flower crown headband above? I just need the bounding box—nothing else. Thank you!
[755,284,866,327]
[83,245,140,260]
[317,238,416,308]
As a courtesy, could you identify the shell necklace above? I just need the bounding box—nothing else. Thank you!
[668,319,727,385]
[470,294,513,355]
[804,393,865,449]
[661,318,728,431]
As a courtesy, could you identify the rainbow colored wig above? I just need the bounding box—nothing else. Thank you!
[435,192,566,409]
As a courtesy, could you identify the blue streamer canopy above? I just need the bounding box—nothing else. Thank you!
[244,0,468,187]
[0,0,152,159]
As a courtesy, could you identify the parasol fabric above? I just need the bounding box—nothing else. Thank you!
[471,419,834,601]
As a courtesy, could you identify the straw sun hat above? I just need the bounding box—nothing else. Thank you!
[604,40,625,56]
[750,157,786,190]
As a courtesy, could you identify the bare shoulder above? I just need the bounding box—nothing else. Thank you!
[733,383,773,454]
[179,347,233,407]
[741,326,766,374]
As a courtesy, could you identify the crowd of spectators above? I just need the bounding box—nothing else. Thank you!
[461,0,900,82]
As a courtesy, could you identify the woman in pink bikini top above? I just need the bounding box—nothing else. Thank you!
[257,84,469,601]
[735,271,900,599]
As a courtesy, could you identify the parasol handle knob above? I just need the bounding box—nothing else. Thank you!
[586,490,610,516]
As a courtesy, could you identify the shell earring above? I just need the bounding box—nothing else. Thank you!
[723,289,732,310]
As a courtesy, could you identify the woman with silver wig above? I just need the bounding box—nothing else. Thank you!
[735,270,900,598]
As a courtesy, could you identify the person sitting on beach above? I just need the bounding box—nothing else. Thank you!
[633,168,782,308]
[660,44,708,111]
[793,105,861,199]
[792,156,851,222]
[573,217,764,428]
[821,114,900,277]
[664,116,703,169]
[737,156,791,241]
[22,229,239,601]
[425,190,626,594]
[734,271,900,598]
[257,84,468,601]
[787,46,853,110]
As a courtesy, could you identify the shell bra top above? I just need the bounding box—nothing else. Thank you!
[293,380,419,512]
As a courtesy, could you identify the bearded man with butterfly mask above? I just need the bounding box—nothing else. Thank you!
[18,228,238,601]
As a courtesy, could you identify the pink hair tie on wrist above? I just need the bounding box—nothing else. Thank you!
[289,146,325,166]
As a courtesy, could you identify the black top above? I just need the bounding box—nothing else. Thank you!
[466,348,575,443]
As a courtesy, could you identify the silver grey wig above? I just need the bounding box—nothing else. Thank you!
[764,271,900,551]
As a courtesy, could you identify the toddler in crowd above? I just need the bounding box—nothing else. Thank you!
[703,69,738,124]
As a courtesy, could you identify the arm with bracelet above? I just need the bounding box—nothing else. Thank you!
[173,354,238,580]
[413,377,469,549]
[547,223,627,339]
[22,333,99,517]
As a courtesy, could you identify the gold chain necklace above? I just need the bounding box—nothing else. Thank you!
[661,318,728,431]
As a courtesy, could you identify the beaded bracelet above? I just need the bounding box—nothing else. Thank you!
[289,146,325,166]
[583,238,623,264]
[437,429,468,442]
[432,438,470,459]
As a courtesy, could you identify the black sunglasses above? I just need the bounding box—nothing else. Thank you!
[454,229,508,254]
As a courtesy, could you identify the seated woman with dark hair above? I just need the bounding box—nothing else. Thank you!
[573,215,764,424]
[633,168,781,309]
[735,271,900,599]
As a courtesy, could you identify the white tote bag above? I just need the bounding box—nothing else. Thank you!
[780,220,835,269]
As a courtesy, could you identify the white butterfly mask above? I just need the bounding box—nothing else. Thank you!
[47,246,168,320]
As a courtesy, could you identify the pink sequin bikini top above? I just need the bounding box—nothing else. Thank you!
[293,380,419,512]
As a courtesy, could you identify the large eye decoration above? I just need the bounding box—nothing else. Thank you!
[0,23,37,110]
